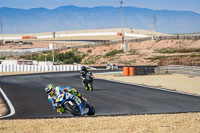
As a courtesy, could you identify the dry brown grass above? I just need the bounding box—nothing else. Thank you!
[0,113,200,133]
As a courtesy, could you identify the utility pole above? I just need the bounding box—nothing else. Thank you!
[120,0,125,45]
[120,0,129,52]
[153,14,157,32]
[52,32,56,65]
[0,19,3,34]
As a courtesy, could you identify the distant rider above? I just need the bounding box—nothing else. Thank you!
[80,66,93,90]
[45,84,87,114]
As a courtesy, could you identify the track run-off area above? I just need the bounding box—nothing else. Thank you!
[0,71,200,119]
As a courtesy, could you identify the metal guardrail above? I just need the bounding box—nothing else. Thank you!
[155,65,200,77]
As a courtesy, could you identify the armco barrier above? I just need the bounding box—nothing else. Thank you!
[155,65,200,77]
[0,65,82,73]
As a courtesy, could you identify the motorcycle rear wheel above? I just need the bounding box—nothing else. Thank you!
[85,102,95,115]
[88,83,93,91]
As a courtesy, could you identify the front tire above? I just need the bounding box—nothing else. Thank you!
[63,101,81,116]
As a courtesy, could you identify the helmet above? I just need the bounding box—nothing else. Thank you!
[45,84,54,96]
[81,66,87,71]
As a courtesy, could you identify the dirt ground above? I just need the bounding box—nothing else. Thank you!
[75,39,200,66]
[0,73,200,133]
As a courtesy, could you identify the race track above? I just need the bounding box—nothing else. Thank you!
[1,71,200,119]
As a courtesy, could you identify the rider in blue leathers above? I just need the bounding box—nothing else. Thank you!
[45,84,87,114]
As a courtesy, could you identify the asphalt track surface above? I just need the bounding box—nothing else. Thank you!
[0,71,200,119]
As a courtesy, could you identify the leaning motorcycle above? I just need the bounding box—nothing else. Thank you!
[83,72,94,91]
[55,92,95,116]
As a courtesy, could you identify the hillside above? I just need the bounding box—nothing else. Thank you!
[64,39,200,66]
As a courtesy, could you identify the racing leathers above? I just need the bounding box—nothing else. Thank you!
[80,70,93,90]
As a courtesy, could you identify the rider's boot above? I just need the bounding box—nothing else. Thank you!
[85,86,88,90]
[88,84,93,91]
[57,107,68,114]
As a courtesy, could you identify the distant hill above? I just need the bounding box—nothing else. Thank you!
[0,6,200,34]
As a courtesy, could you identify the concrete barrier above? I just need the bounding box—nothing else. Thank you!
[0,64,83,73]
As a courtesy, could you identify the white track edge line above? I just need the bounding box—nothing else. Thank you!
[0,87,15,119]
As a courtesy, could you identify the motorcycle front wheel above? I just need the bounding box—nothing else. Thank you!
[63,101,81,116]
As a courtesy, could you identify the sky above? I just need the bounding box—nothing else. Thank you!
[0,0,200,13]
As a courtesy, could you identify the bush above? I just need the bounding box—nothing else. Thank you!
[155,48,200,54]
[26,50,84,64]
[0,56,6,60]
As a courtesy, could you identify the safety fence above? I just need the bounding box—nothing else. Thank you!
[110,35,200,44]
[155,65,200,77]
[158,57,200,66]
[0,64,82,73]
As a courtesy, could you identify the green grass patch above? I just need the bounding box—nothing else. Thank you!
[155,48,200,54]
[0,56,6,60]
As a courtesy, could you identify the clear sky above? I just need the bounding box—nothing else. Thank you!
[0,0,200,13]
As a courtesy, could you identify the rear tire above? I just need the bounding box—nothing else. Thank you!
[88,83,93,91]
[86,102,95,115]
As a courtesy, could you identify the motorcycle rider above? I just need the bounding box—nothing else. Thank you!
[45,84,88,114]
[80,66,93,90]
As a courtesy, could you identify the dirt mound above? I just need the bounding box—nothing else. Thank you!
[75,39,200,66]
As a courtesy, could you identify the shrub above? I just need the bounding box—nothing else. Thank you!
[26,50,84,64]
[155,48,200,54]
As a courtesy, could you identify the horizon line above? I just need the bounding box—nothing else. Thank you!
[0,5,199,14]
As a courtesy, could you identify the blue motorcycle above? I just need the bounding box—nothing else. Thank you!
[55,92,95,116]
